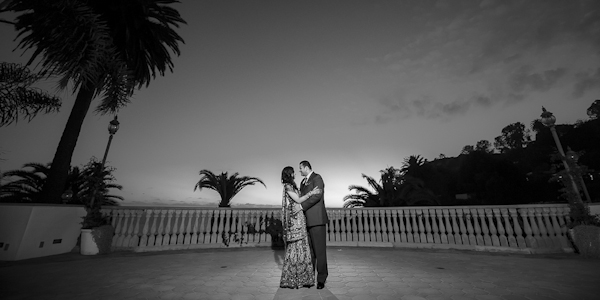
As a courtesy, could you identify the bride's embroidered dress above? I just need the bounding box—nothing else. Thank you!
[280,183,315,288]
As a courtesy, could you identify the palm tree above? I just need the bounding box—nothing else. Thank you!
[194,170,267,207]
[0,162,49,202]
[0,159,122,205]
[0,62,61,126]
[2,0,186,203]
[343,167,402,208]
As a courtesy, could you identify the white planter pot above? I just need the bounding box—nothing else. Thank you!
[80,229,99,255]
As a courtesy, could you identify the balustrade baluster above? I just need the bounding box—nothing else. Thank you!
[111,209,124,248]
[444,209,454,244]
[380,210,389,242]
[155,210,167,246]
[416,209,427,243]
[340,210,348,242]
[328,210,334,242]
[552,207,571,250]
[470,208,484,245]
[147,210,158,246]
[139,209,152,248]
[182,210,191,245]
[386,210,395,242]
[534,208,551,248]
[198,210,208,244]
[509,208,526,248]
[542,207,560,249]
[457,209,469,245]
[519,208,536,248]
[191,210,199,244]
[350,210,358,242]
[172,210,181,245]
[357,210,365,242]
[334,210,341,242]
[118,210,131,248]
[436,209,447,244]
[483,209,495,246]
[374,210,383,242]
[423,209,434,243]
[449,209,460,244]
[223,210,232,245]
[405,210,413,243]
[209,210,219,244]
[368,210,376,242]
[429,209,439,243]
[217,210,226,244]
[392,210,401,243]
[162,210,174,246]
[463,209,476,245]
[496,208,509,247]
[129,210,142,248]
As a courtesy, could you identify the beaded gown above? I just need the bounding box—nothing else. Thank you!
[280,183,315,288]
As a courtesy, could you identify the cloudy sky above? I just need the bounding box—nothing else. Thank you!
[1,0,599,208]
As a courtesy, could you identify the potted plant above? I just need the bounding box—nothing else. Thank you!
[78,159,122,255]
[550,151,600,258]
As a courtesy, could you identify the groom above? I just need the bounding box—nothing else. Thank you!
[299,160,329,289]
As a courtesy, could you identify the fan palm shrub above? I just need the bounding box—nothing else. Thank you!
[194,170,266,207]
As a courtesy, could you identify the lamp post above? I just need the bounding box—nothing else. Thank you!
[90,115,120,209]
[540,107,583,204]
[565,149,592,203]
[101,115,120,170]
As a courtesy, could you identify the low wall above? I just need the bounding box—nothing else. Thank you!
[0,204,86,261]
[102,204,577,254]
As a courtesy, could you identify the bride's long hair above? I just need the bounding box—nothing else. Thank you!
[281,166,298,190]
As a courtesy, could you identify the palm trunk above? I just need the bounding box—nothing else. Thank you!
[42,83,96,203]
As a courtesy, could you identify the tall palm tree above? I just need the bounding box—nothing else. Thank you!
[194,170,267,207]
[2,0,186,203]
[0,62,61,126]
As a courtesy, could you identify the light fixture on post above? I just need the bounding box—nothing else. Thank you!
[90,115,120,209]
[540,107,583,204]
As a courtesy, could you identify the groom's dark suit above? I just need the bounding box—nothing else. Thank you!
[300,172,329,284]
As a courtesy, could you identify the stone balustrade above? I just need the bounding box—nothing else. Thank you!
[101,204,574,254]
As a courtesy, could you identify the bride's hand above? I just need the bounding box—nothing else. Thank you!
[311,187,321,195]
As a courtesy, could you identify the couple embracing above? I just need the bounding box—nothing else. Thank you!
[279,160,328,289]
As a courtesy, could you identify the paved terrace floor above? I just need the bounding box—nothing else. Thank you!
[1,247,599,300]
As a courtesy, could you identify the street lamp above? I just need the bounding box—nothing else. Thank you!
[101,115,120,170]
[540,107,584,203]
[90,115,120,209]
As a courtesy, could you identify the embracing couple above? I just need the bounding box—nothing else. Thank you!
[279,160,328,289]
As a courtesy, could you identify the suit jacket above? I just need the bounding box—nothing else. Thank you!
[300,172,329,227]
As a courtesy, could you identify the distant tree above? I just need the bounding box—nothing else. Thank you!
[587,99,600,119]
[475,140,493,153]
[344,165,438,208]
[401,155,426,175]
[436,154,446,160]
[494,122,531,153]
[461,145,475,155]
[0,62,61,126]
[194,170,266,207]
[530,119,546,134]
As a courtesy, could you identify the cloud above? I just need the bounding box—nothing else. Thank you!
[508,66,567,93]
[573,67,600,98]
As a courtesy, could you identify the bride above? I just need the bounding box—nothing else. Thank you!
[279,166,320,289]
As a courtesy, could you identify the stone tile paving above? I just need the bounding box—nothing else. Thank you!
[1,247,599,300]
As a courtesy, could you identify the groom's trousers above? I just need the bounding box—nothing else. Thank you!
[307,224,328,283]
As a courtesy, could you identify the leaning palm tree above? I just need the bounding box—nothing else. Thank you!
[0,62,61,126]
[194,170,267,207]
[2,0,186,203]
